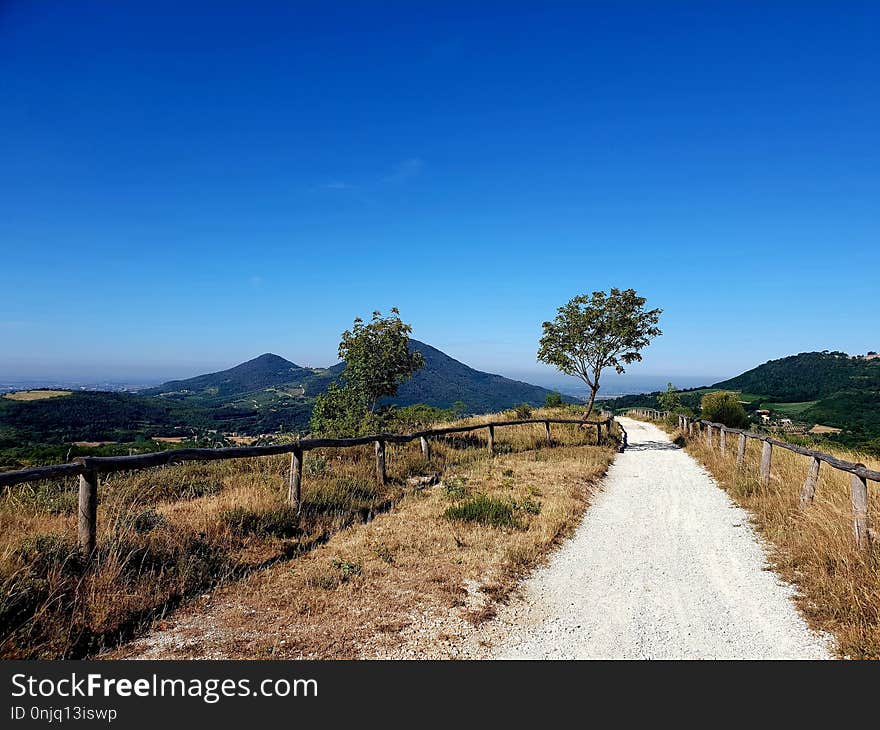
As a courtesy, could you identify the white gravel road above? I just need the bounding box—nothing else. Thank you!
[486,417,833,659]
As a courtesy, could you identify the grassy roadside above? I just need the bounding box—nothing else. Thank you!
[1,408,618,659]
[636,414,880,659]
[108,435,617,659]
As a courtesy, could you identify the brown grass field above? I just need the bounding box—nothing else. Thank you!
[0,407,618,659]
[3,390,71,401]
[649,415,880,659]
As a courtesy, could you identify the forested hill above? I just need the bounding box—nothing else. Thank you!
[605,351,880,454]
[396,340,568,411]
[712,351,880,401]
[142,353,334,399]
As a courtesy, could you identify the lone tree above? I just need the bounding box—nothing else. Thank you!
[310,308,424,436]
[538,288,662,420]
[657,382,682,412]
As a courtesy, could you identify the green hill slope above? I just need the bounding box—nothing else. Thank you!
[605,351,880,454]
[712,351,880,401]
[394,340,568,411]
[143,353,318,399]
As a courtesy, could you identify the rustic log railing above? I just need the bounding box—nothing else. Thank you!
[625,409,878,549]
[627,408,669,421]
[0,416,615,555]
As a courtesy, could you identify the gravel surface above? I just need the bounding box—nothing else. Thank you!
[483,417,833,659]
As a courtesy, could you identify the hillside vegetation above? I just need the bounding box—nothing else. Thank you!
[0,341,570,469]
[0,407,617,659]
[607,351,880,454]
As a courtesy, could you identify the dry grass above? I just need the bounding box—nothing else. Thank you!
[1,408,617,659]
[108,430,616,659]
[3,390,71,401]
[647,417,880,659]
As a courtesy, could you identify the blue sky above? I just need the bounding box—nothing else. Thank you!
[1,2,878,390]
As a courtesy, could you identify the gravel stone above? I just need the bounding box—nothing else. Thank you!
[486,417,833,659]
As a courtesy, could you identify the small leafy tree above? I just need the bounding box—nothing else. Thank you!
[657,383,681,412]
[309,382,376,437]
[338,308,424,413]
[310,309,424,436]
[700,391,749,428]
[544,391,563,408]
[538,288,662,420]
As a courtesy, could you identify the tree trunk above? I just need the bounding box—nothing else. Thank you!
[581,385,599,423]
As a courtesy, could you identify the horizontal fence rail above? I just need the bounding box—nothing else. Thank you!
[1,415,615,555]
[625,409,877,549]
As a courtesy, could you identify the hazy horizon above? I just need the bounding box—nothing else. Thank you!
[0,339,734,396]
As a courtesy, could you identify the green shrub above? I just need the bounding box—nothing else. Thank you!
[331,558,362,581]
[515,496,542,515]
[391,403,456,430]
[443,476,470,500]
[444,494,521,529]
[701,391,749,428]
[512,403,533,419]
[307,558,363,590]
[544,392,563,408]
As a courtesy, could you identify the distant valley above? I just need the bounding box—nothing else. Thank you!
[0,340,568,467]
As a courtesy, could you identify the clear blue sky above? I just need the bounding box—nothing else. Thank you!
[1,2,877,388]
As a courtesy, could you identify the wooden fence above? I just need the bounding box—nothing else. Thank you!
[625,409,878,549]
[626,408,669,421]
[0,416,615,556]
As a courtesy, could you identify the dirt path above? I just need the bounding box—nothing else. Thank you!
[476,417,833,659]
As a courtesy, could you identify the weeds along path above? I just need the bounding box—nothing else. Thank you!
[482,417,833,659]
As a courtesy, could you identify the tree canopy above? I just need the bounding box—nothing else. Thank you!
[700,391,749,428]
[538,288,662,418]
[310,309,424,436]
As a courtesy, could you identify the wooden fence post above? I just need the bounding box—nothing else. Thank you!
[736,433,746,468]
[799,456,820,509]
[78,470,98,557]
[760,441,772,485]
[719,428,727,451]
[420,436,430,461]
[688,420,694,438]
[850,470,870,549]
[375,440,386,486]
[706,424,713,449]
[487,425,495,456]
[596,422,603,445]
[288,446,303,512]
[544,420,551,446]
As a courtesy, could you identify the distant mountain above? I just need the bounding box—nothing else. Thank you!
[145,340,566,413]
[143,353,311,398]
[398,340,568,411]
[0,341,570,453]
